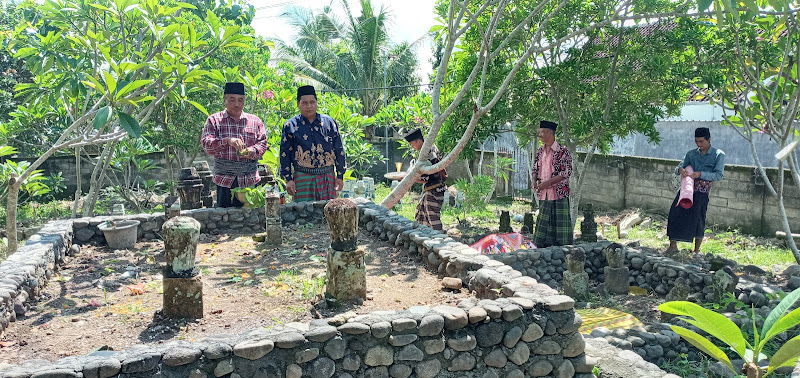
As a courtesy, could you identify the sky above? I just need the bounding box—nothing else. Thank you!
[248,0,438,81]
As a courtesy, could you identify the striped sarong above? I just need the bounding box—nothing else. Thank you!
[533,197,573,247]
[416,188,445,231]
[294,171,336,202]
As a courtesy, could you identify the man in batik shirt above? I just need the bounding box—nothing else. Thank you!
[280,85,346,201]
[201,82,268,208]
[406,128,447,231]
[531,120,574,247]
[665,127,725,254]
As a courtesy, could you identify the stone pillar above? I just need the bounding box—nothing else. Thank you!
[580,203,598,242]
[662,277,691,321]
[522,212,535,234]
[603,243,629,295]
[324,199,365,301]
[164,195,180,218]
[177,167,203,210]
[563,248,590,300]
[162,216,203,318]
[264,190,282,247]
[193,161,214,208]
[499,211,512,233]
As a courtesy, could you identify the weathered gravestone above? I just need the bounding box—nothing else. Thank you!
[580,203,598,242]
[324,199,366,301]
[162,216,203,318]
[522,213,535,234]
[564,248,590,300]
[264,190,282,247]
[177,167,203,210]
[499,211,512,233]
[603,243,630,295]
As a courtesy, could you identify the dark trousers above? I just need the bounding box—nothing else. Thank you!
[667,191,710,242]
[216,180,244,208]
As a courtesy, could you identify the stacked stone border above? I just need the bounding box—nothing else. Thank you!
[0,199,595,378]
[486,241,800,373]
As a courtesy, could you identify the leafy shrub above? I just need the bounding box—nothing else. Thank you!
[453,175,494,220]
[659,287,800,378]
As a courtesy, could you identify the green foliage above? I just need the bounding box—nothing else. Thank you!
[659,287,800,377]
[659,353,714,377]
[0,160,49,204]
[42,172,66,201]
[374,92,432,129]
[488,155,515,189]
[693,3,800,261]
[274,0,420,115]
[317,92,384,177]
[230,186,267,209]
[454,175,494,219]
[107,138,163,212]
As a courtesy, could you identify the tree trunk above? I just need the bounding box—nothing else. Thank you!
[743,362,762,378]
[776,163,800,263]
[463,159,474,183]
[83,140,118,217]
[5,177,20,255]
[71,146,82,218]
[165,145,175,195]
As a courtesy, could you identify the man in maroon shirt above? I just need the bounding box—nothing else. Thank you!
[201,82,268,207]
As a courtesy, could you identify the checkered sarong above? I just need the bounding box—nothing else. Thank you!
[416,188,445,231]
[294,171,336,202]
[533,197,573,247]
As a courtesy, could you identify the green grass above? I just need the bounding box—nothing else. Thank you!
[605,221,795,267]
[376,183,796,268]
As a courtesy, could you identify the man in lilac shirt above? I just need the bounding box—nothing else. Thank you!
[665,127,726,254]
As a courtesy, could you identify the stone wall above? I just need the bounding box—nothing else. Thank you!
[576,153,800,236]
[0,199,595,378]
[487,241,798,373]
[488,242,788,311]
[0,221,72,337]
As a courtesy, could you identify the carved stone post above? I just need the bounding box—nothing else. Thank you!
[264,190,282,247]
[162,216,203,318]
[499,211,512,233]
[193,161,214,208]
[177,167,203,210]
[580,203,598,242]
[324,199,365,301]
[522,212,535,234]
[563,248,590,300]
[603,243,630,295]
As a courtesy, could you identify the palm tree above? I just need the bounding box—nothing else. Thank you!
[273,0,420,115]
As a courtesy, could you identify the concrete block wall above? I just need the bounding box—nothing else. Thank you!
[575,153,800,236]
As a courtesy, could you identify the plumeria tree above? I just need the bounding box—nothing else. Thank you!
[0,0,251,254]
[695,0,800,262]
[379,0,718,209]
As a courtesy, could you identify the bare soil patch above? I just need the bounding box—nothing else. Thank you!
[0,226,469,364]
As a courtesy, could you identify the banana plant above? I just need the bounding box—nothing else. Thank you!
[659,287,800,378]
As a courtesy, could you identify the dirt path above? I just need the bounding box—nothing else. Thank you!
[0,227,469,364]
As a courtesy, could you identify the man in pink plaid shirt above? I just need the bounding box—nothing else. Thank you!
[201,82,268,207]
